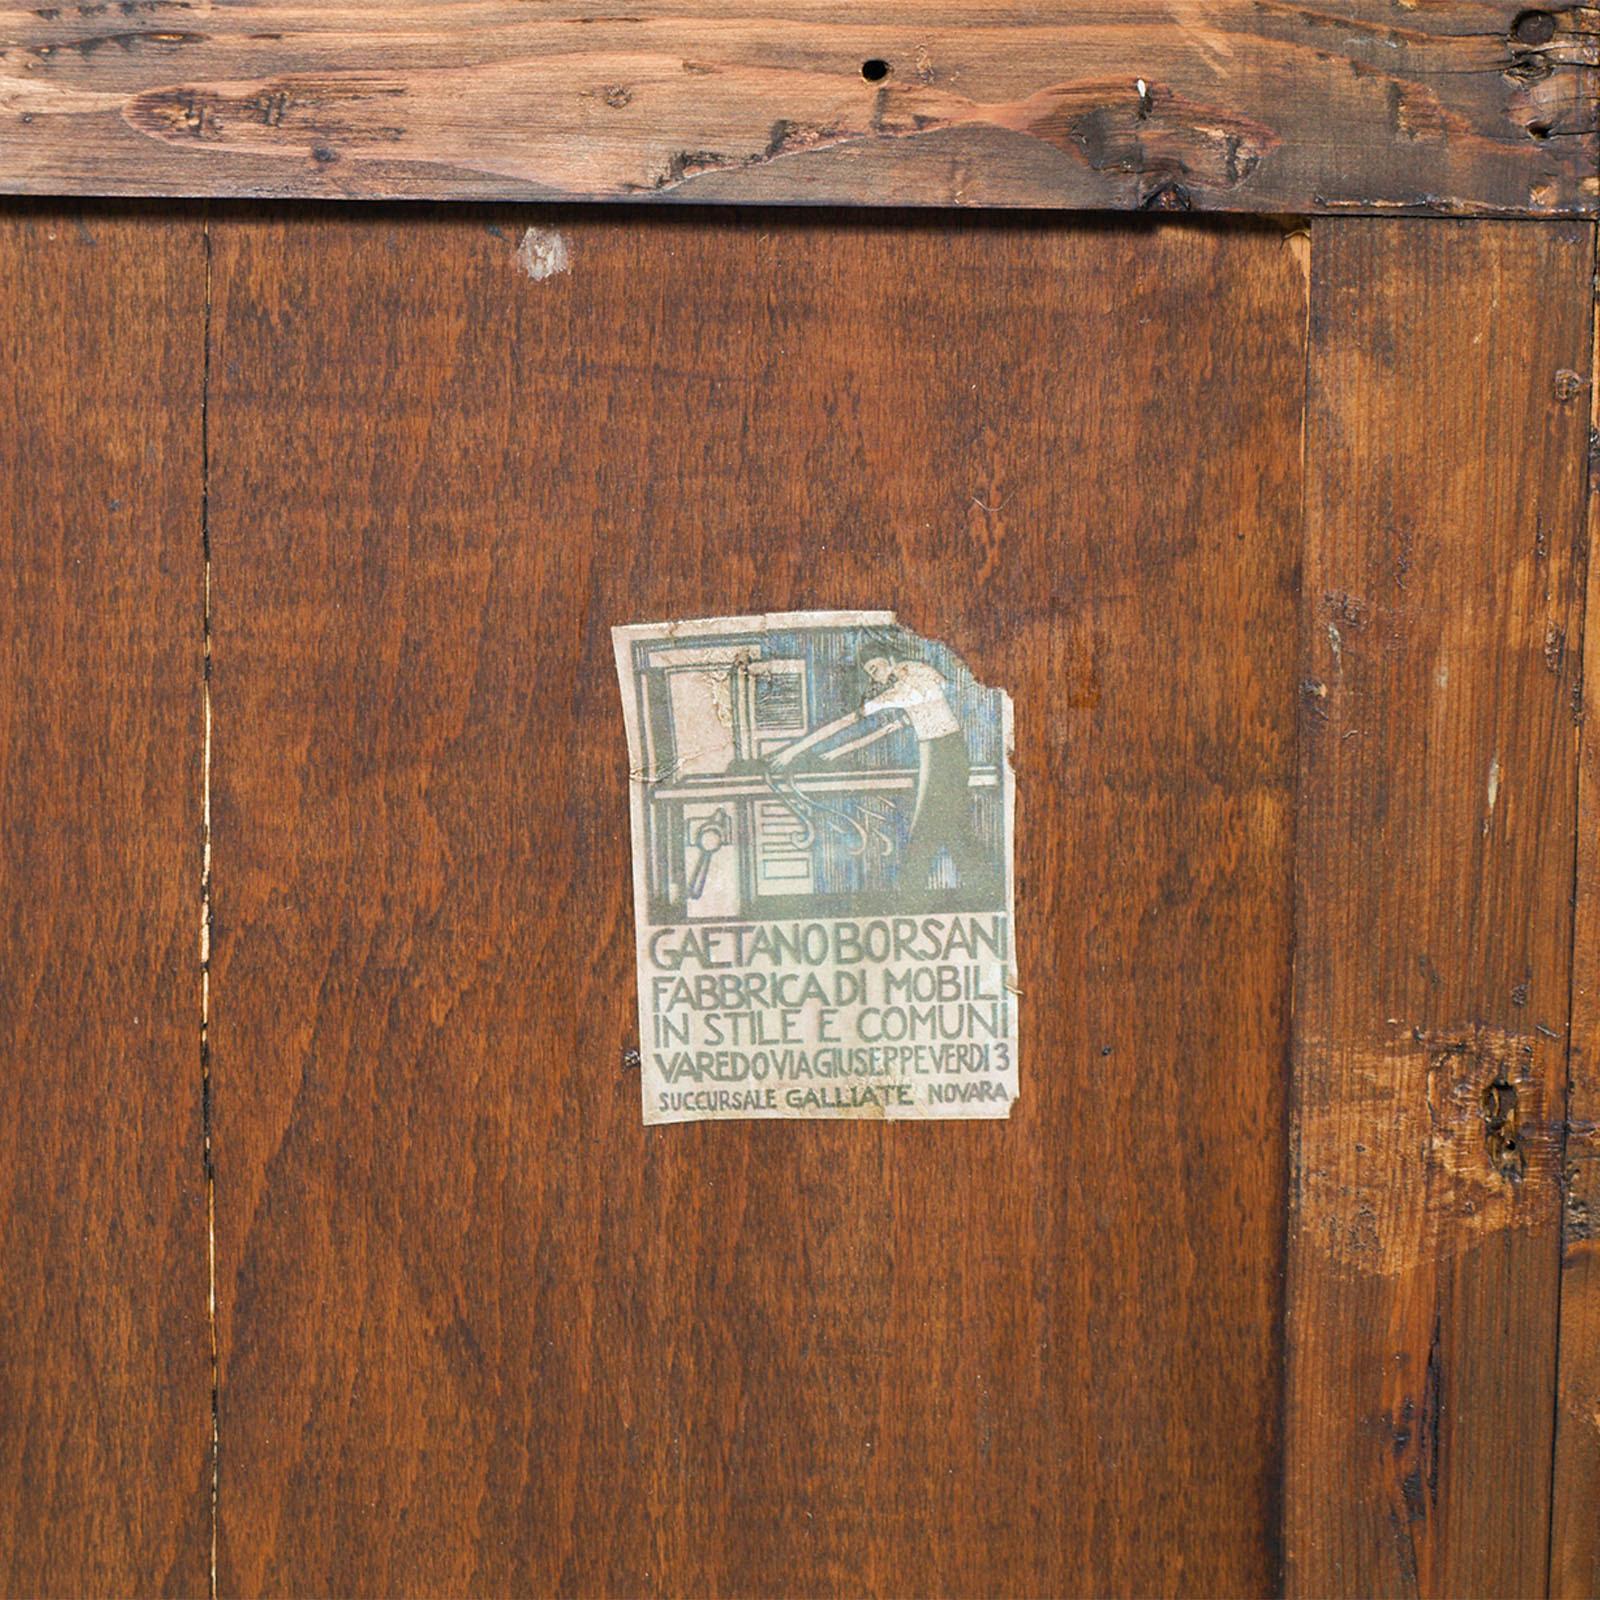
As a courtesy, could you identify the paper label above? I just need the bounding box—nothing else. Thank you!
[613,611,1017,1124]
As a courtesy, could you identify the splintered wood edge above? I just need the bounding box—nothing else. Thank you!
[0,0,1594,212]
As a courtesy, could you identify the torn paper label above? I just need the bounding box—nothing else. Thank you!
[612,610,1017,1124]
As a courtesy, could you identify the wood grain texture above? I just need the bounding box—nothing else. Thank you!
[1551,236,1600,1600]
[0,205,210,1598]
[0,0,1595,214]
[204,208,1305,1597]
[1285,218,1593,1599]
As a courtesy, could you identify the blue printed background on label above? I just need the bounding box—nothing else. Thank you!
[631,621,1008,924]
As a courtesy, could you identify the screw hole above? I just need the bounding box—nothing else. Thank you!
[861,58,890,82]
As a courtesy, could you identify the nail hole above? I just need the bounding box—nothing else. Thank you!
[1512,9,1556,43]
[1528,120,1552,140]
[861,58,890,82]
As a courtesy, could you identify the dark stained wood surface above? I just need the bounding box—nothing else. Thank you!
[1552,261,1600,1600]
[0,0,1594,215]
[0,206,211,1597]
[3,201,1596,1598]
[1285,218,1593,1599]
[203,208,1306,1597]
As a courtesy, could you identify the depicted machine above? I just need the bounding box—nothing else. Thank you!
[630,635,999,922]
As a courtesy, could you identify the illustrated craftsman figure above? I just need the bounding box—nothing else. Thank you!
[769,653,988,903]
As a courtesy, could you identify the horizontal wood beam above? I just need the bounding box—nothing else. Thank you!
[0,0,1594,212]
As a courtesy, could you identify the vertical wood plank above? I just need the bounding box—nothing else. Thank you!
[0,205,211,1597]
[1287,218,1593,1599]
[1551,236,1600,1600]
[206,209,1304,1598]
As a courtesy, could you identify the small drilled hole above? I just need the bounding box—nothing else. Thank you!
[861,58,890,82]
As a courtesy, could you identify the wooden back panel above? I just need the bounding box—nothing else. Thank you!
[2,205,1593,1598]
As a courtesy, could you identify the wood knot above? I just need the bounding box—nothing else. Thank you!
[1142,181,1192,211]
[1554,369,1587,403]
[1511,9,1557,44]
[1482,1078,1526,1182]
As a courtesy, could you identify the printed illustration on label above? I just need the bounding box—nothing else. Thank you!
[613,610,1017,1124]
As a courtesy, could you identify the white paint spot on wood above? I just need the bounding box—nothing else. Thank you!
[517,226,571,281]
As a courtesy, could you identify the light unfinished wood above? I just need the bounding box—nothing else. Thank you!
[0,0,1594,212]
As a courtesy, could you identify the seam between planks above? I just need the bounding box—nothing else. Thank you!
[199,204,219,1600]
[1278,211,1314,1600]
[1547,219,1600,1599]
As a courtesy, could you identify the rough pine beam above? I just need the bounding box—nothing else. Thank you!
[0,0,1593,212]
